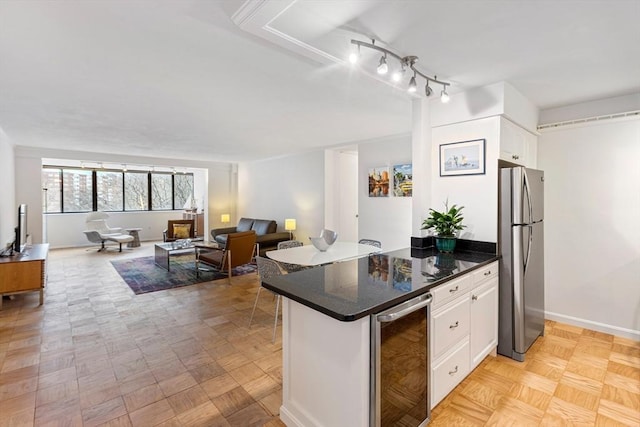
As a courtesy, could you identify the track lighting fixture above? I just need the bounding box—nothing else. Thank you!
[408,73,417,93]
[348,44,360,64]
[377,54,388,75]
[440,87,450,103]
[349,39,450,101]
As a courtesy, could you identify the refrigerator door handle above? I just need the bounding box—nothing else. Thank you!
[523,169,534,224]
[524,225,533,275]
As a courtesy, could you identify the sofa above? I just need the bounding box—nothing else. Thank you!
[211,217,290,256]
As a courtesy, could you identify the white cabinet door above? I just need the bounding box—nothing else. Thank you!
[470,277,499,368]
[499,118,538,167]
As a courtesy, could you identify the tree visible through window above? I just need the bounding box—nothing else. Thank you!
[151,173,172,210]
[124,172,149,211]
[174,174,194,209]
[42,166,194,212]
[97,171,123,211]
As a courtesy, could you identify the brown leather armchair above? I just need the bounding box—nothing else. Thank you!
[163,219,195,242]
[196,231,258,280]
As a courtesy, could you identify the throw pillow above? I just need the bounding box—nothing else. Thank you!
[173,224,192,239]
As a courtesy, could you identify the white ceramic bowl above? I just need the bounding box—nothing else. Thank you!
[309,236,331,252]
[319,229,338,245]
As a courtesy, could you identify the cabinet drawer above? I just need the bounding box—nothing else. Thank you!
[472,261,498,286]
[431,274,471,308]
[432,339,470,408]
[432,297,470,358]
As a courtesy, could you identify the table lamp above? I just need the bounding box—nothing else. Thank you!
[221,214,230,224]
[285,218,296,240]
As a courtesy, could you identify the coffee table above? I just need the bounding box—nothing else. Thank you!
[154,241,197,271]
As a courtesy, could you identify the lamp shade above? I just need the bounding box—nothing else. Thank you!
[285,219,296,231]
[221,214,230,223]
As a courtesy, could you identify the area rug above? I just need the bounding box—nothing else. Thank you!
[110,255,257,295]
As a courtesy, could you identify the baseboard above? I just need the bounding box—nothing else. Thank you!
[279,405,306,427]
[546,311,640,341]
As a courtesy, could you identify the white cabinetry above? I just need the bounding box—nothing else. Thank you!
[499,117,538,168]
[470,264,499,368]
[430,261,499,408]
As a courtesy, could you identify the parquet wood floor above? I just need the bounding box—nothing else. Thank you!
[0,244,638,426]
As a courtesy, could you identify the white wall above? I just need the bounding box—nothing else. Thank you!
[0,127,16,249]
[538,116,640,339]
[238,151,325,244]
[358,135,412,251]
[431,116,501,243]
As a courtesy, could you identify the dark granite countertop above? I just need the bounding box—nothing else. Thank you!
[262,241,499,322]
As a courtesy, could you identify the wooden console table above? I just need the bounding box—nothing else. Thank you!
[0,243,48,308]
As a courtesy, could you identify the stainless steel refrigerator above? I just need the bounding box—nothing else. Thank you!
[498,166,545,361]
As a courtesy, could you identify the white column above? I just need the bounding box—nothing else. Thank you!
[411,98,432,235]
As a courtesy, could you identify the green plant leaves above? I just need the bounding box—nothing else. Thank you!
[421,201,466,237]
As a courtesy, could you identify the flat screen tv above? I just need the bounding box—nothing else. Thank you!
[14,204,28,253]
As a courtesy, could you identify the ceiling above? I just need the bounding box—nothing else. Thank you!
[0,0,638,163]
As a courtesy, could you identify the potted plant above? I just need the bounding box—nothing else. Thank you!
[421,200,466,252]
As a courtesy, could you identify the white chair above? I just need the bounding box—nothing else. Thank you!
[249,256,285,343]
[358,238,381,248]
[276,240,305,273]
[83,212,134,252]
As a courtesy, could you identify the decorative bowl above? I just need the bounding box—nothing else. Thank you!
[319,229,338,245]
[309,229,338,251]
[309,237,332,252]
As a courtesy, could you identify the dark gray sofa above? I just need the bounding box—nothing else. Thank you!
[211,217,290,256]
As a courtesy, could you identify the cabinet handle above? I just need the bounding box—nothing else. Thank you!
[449,286,459,293]
[512,154,519,160]
[484,270,491,276]
[449,321,459,329]
[448,365,459,375]
[471,294,478,301]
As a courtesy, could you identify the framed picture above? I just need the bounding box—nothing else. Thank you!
[393,164,412,197]
[368,166,390,197]
[439,139,486,176]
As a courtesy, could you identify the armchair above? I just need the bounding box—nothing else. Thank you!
[163,219,196,242]
[196,231,258,280]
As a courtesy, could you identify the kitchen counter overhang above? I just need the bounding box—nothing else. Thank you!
[262,245,499,322]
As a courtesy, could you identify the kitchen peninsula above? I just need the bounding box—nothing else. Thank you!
[263,243,499,427]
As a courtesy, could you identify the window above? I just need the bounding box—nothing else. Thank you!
[42,165,194,212]
[62,169,93,212]
[124,172,149,211]
[42,168,62,213]
[174,174,194,209]
[97,171,123,211]
[151,173,173,210]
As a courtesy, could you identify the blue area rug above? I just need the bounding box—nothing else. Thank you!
[111,255,257,295]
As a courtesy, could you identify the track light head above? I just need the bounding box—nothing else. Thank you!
[348,45,360,64]
[425,81,433,97]
[377,54,388,75]
[408,73,417,93]
[440,87,450,103]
